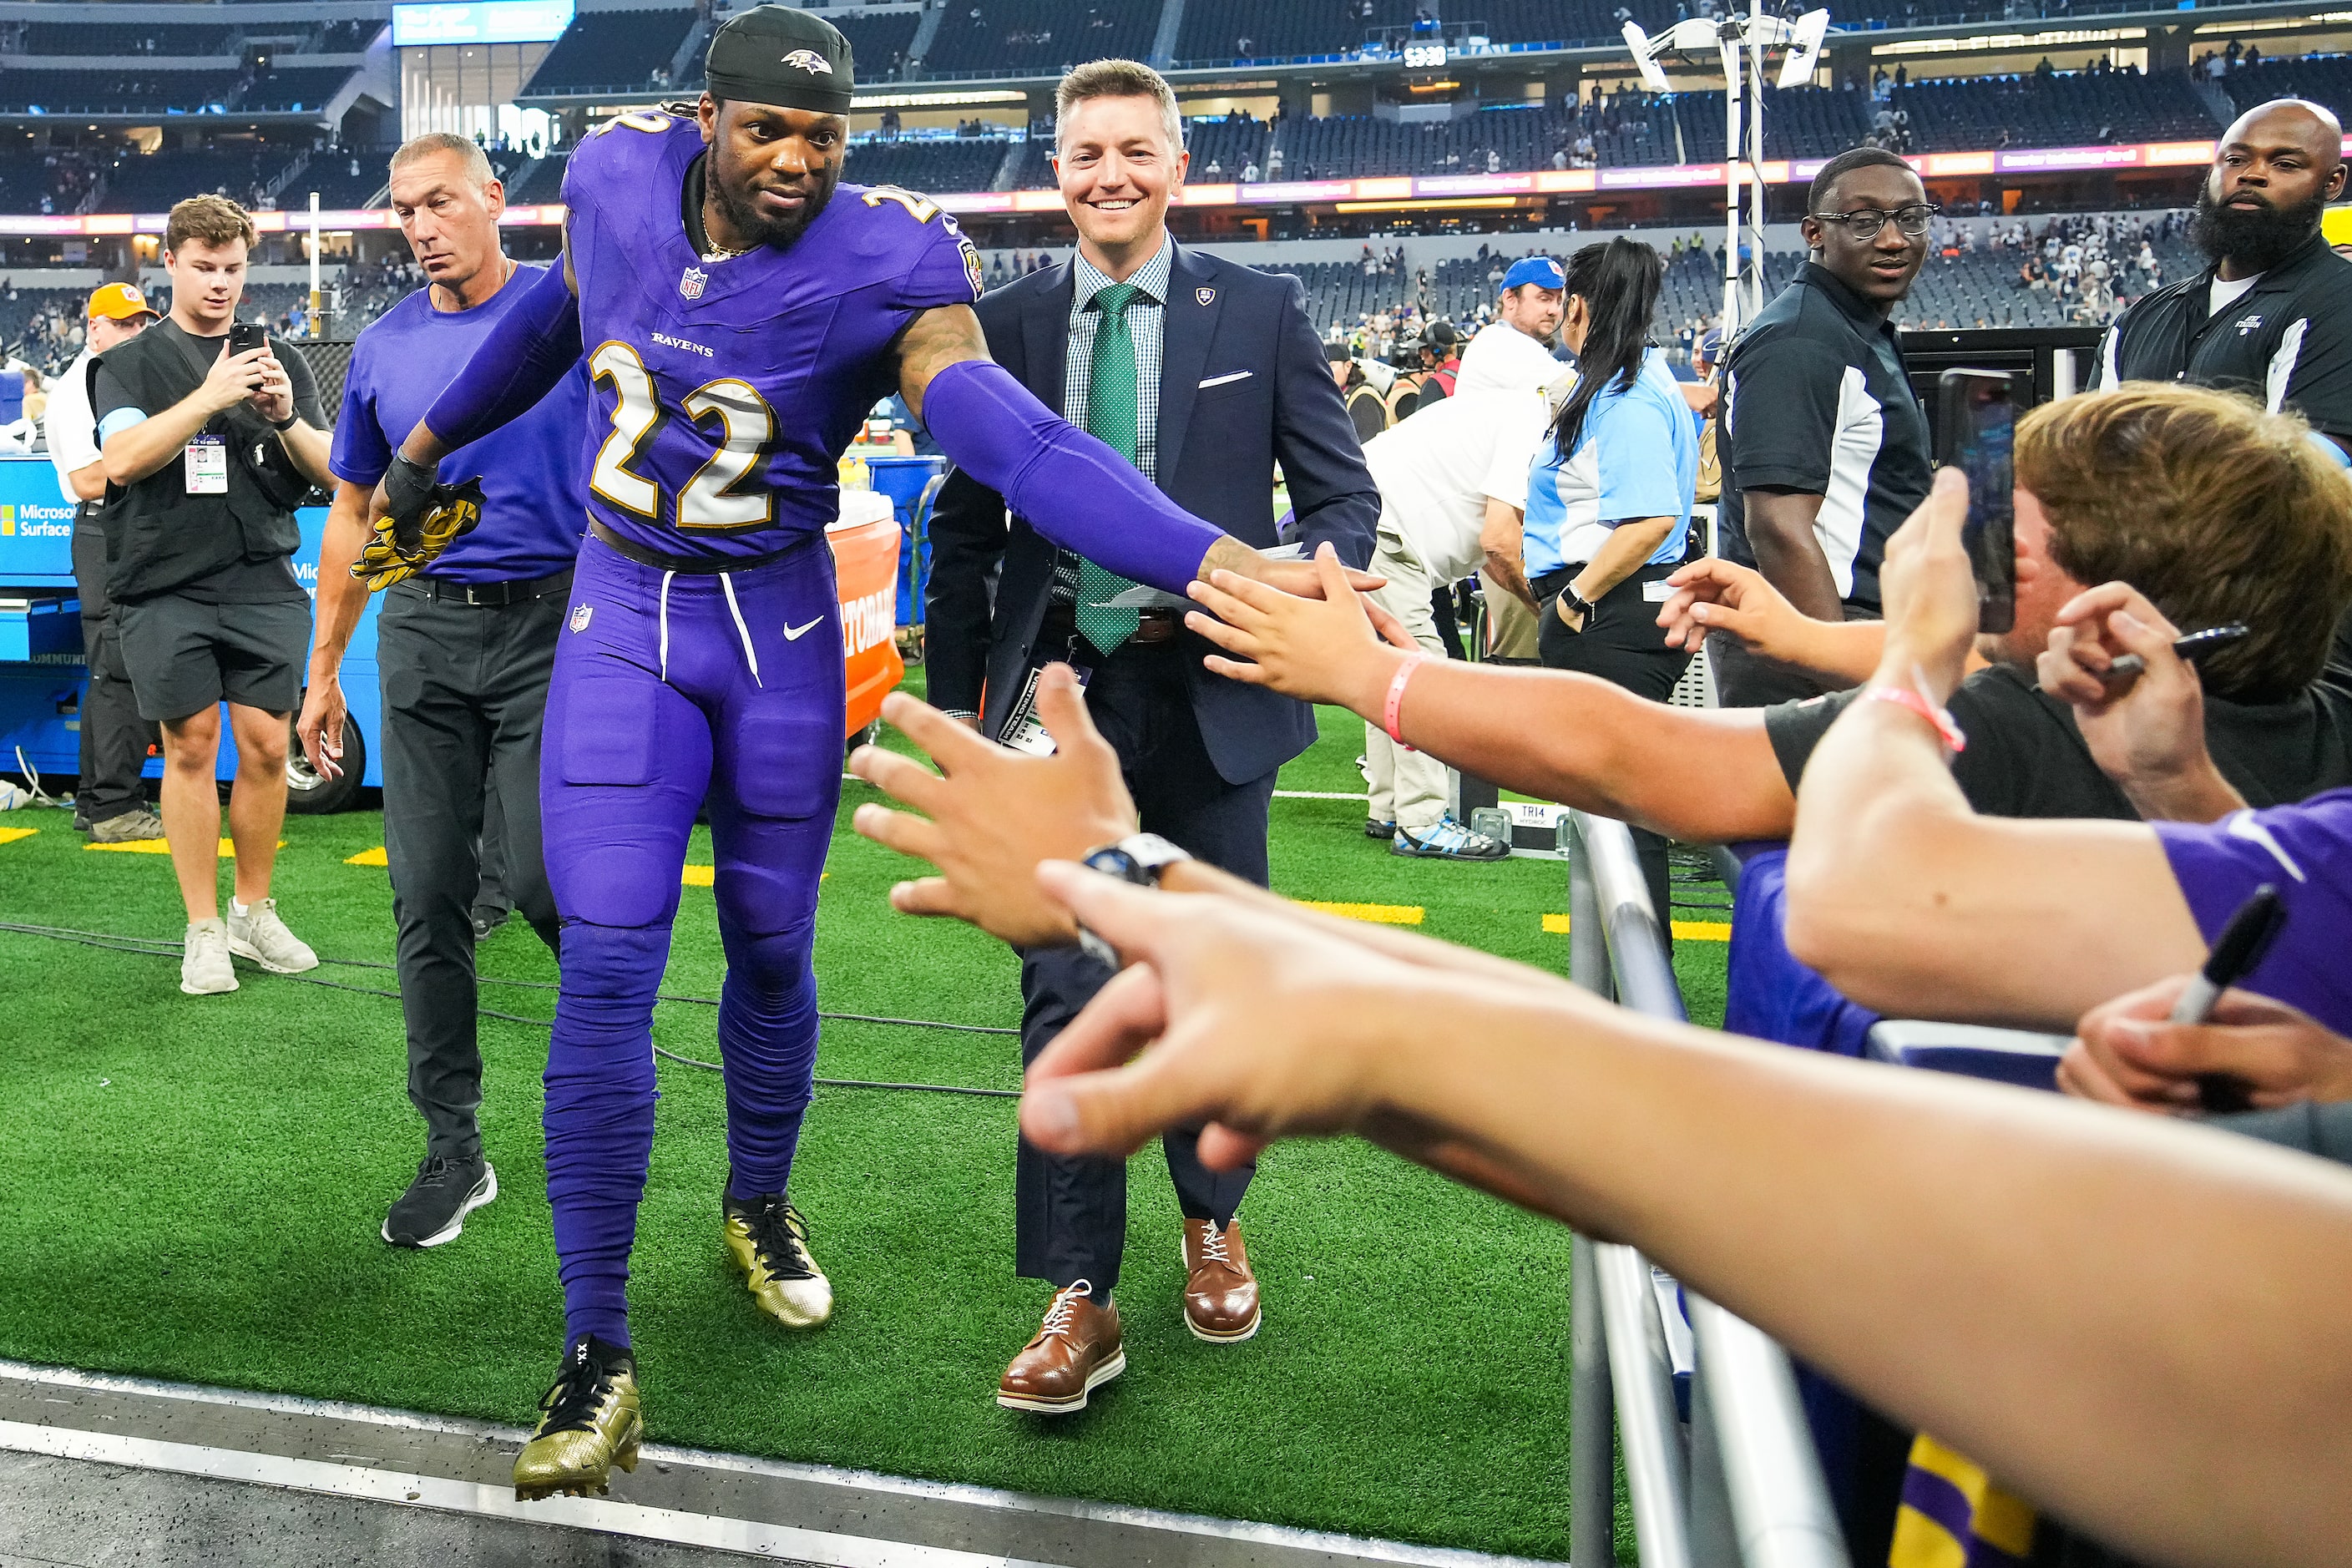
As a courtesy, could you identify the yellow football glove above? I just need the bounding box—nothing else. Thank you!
[351,471,486,592]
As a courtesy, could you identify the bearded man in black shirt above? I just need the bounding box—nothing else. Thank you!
[2099,99,2352,458]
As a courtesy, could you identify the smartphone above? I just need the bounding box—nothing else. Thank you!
[227,321,269,357]
[1935,367,2021,635]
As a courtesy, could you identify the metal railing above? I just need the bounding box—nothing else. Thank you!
[1565,810,1845,1568]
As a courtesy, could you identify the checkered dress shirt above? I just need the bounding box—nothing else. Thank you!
[1050,240,1173,608]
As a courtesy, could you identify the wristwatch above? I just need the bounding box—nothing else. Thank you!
[1075,832,1191,967]
[1560,583,1596,626]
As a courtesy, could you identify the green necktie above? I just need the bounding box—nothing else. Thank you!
[1077,281,1144,655]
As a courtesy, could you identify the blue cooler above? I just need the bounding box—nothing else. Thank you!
[863,454,947,626]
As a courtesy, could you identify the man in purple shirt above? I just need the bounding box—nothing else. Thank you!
[297,133,589,1255]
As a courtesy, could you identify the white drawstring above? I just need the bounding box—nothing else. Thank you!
[657,569,675,682]
[719,571,762,687]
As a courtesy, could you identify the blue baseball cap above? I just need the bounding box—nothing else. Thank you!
[1500,255,1565,293]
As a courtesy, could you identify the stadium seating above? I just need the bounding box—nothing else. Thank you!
[94,145,291,212]
[918,0,1159,78]
[524,8,696,95]
[0,68,245,115]
[1275,103,1596,180]
[15,21,244,57]
[2218,51,2352,116]
[240,64,357,112]
[844,134,1010,194]
[1171,0,1425,66]
[832,11,924,80]
[506,152,570,205]
[1180,114,1273,181]
[302,149,397,210]
[1888,68,2217,152]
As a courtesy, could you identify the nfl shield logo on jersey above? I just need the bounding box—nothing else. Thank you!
[680,266,708,301]
[569,603,594,634]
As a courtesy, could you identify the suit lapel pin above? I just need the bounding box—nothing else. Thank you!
[1196,286,1216,306]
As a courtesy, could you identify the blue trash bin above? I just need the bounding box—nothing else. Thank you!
[864,454,947,625]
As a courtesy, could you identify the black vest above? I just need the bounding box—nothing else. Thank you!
[96,322,301,603]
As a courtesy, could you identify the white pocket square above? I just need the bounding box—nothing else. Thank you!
[1197,370,1253,389]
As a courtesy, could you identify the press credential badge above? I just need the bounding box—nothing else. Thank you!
[184,434,228,494]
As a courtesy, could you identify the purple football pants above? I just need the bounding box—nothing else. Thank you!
[539,533,844,1348]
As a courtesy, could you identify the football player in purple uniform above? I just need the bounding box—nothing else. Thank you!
[372,4,1374,1500]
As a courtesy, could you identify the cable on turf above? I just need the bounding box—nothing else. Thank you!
[0,920,1021,1100]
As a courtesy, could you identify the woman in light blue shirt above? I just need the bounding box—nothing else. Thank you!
[1523,237,1699,928]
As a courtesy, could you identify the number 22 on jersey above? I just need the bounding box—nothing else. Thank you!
[589,341,776,531]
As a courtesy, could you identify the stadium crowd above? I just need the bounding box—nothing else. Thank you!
[12,6,2352,1562]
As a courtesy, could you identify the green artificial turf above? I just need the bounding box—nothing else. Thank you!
[0,674,1727,1562]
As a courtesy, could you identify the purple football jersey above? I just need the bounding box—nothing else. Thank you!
[563,108,982,560]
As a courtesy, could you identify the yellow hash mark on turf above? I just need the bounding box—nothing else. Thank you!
[1542,913,1731,942]
[346,846,388,867]
[0,827,36,847]
[1302,901,1424,925]
[88,837,281,857]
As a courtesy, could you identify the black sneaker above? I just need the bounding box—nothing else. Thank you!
[382,1155,498,1248]
[1365,818,1397,840]
[471,904,512,939]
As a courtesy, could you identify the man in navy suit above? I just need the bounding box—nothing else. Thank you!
[927,58,1379,1414]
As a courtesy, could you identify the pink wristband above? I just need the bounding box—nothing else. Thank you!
[1865,684,1967,753]
[1383,653,1427,750]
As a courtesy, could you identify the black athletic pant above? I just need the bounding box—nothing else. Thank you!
[70,513,154,824]
[378,576,566,1162]
[1535,560,1692,946]
[1014,640,1267,1296]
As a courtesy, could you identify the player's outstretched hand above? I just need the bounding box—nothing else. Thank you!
[1186,542,1414,710]
[849,667,1137,947]
[2062,975,2352,1114]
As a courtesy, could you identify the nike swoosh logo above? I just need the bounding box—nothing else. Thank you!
[782,617,825,641]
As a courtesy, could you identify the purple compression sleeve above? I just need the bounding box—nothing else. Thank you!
[421,259,584,452]
[921,357,1227,594]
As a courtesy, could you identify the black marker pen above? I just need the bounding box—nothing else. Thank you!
[2103,622,2251,682]
[2167,883,2287,1115]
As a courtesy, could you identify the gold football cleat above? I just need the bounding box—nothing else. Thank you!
[513,1336,642,1501]
[723,1191,834,1329]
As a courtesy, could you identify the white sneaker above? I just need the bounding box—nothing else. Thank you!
[181,918,239,995]
[227,898,318,974]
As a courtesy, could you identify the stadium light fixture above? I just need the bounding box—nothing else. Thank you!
[1616,6,1834,336]
[1620,22,1673,94]
[1778,9,1833,90]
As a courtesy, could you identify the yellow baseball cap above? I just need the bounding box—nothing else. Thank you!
[86,283,158,322]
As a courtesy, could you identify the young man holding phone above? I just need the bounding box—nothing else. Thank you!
[94,194,336,996]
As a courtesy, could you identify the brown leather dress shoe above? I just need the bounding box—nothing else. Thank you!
[997,1281,1125,1414]
[1182,1217,1262,1343]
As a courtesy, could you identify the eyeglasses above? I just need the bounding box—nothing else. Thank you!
[1809,204,1940,241]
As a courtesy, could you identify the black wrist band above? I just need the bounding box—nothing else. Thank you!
[271,412,299,432]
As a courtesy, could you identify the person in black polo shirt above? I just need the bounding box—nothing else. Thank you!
[2097,101,2352,434]
[1716,146,1935,707]
[2103,99,2352,676]
[2100,99,2352,448]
